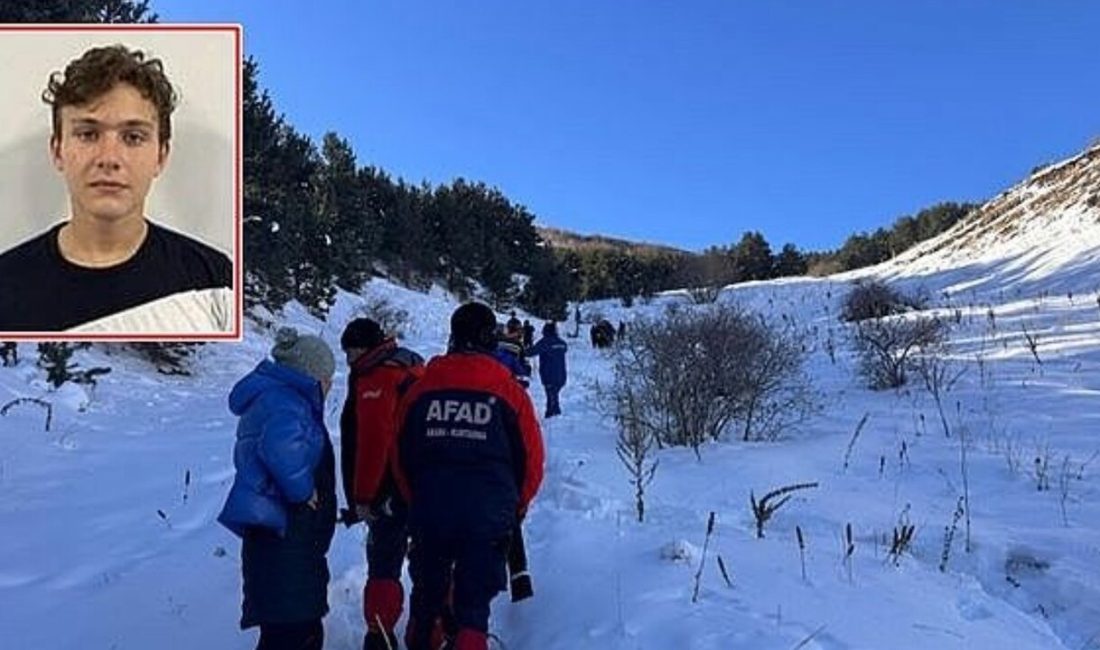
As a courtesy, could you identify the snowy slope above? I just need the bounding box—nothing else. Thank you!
[1,146,1099,649]
[860,144,1100,300]
[2,273,1099,649]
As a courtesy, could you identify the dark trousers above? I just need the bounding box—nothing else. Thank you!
[543,383,562,417]
[367,509,409,580]
[256,620,323,650]
[406,532,509,649]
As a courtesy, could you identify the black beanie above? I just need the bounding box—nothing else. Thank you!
[450,302,498,352]
[340,317,386,350]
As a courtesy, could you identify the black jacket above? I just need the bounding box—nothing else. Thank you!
[240,434,336,628]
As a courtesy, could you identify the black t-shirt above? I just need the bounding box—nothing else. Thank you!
[0,221,231,331]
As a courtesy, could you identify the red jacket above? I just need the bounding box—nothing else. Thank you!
[392,352,544,535]
[339,340,424,508]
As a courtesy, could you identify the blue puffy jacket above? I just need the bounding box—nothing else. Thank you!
[493,339,532,384]
[526,333,568,387]
[218,360,329,538]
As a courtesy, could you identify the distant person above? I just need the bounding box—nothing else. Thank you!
[0,44,231,333]
[494,321,532,387]
[521,319,535,349]
[590,319,615,348]
[338,318,424,650]
[617,320,626,339]
[525,321,568,418]
[218,327,337,650]
[505,313,522,334]
[393,302,545,650]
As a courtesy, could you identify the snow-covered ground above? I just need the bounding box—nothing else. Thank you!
[2,261,1099,649]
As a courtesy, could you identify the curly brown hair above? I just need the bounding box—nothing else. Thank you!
[42,44,178,144]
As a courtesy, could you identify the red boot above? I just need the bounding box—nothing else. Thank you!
[452,628,488,650]
[364,579,403,645]
[404,615,447,650]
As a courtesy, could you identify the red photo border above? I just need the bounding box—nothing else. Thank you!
[0,23,244,343]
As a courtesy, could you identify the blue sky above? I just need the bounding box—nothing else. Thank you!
[157,1,1100,252]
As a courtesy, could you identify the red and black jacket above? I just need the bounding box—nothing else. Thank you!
[339,339,424,514]
[392,352,544,538]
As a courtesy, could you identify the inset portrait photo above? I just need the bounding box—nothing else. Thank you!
[0,25,241,341]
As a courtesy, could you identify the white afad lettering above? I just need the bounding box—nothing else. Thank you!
[425,399,493,425]
[472,402,492,424]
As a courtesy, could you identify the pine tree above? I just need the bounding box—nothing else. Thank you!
[730,231,774,281]
[774,243,807,277]
[0,0,156,22]
[316,132,378,292]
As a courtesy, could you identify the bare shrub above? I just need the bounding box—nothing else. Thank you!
[1,397,53,431]
[888,523,916,566]
[614,388,659,523]
[1002,433,1024,475]
[598,305,817,455]
[126,343,199,376]
[914,341,966,437]
[356,296,411,339]
[1033,443,1053,491]
[841,412,870,472]
[687,285,721,304]
[795,526,807,581]
[841,280,923,323]
[735,317,820,441]
[939,496,966,572]
[1020,324,1042,366]
[36,343,111,389]
[842,522,856,584]
[750,482,818,538]
[691,512,716,603]
[852,316,947,390]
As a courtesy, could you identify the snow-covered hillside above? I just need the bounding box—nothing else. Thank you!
[2,270,1099,649]
[1,146,1099,649]
[867,144,1100,299]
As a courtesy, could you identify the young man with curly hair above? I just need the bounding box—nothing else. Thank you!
[0,44,231,334]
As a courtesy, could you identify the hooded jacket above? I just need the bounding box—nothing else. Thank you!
[392,352,544,538]
[218,360,334,538]
[338,339,424,511]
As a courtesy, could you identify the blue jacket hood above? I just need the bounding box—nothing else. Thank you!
[229,359,323,417]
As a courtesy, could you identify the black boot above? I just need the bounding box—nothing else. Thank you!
[363,630,398,650]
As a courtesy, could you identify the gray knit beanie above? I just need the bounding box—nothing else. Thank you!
[271,326,335,382]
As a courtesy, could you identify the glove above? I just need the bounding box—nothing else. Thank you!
[338,507,361,527]
[355,503,378,523]
[356,497,395,524]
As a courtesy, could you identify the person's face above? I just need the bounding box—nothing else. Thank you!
[344,347,367,365]
[50,82,169,225]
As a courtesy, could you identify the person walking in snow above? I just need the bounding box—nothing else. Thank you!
[218,327,338,650]
[393,302,545,650]
[521,319,535,348]
[338,318,425,650]
[525,321,568,418]
[493,321,532,387]
[590,319,615,348]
